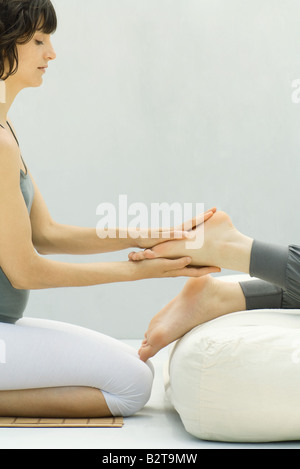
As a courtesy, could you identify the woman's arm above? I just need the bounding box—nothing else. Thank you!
[29,172,138,255]
[15,255,220,291]
[29,172,216,256]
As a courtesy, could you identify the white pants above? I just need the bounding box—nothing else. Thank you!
[0,317,154,417]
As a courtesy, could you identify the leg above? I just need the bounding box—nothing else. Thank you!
[139,238,293,362]
[138,213,300,361]
[0,387,111,418]
[139,275,288,362]
[139,275,246,361]
[0,318,154,418]
[139,238,300,361]
[131,211,291,292]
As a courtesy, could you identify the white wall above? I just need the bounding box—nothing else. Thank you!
[10,0,300,338]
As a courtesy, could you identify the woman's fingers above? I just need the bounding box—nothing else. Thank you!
[166,262,221,278]
[150,208,217,240]
[128,250,156,261]
[131,256,221,280]
[135,208,217,251]
[174,207,217,232]
[150,229,196,241]
[160,257,221,278]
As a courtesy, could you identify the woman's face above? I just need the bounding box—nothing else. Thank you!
[11,30,56,89]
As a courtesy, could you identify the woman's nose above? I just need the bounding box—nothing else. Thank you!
[45,40,57,61]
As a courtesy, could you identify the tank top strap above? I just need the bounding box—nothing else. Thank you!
[0,121,28,175]
[6,121,20,147]
[0,121,20,146]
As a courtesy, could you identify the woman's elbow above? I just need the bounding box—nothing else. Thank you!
[7,254,43,290]
[9,269,34,291]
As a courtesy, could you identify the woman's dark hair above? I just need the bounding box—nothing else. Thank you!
[0,0,57,80]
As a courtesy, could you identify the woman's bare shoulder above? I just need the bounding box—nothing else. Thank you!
[0,127,19,171]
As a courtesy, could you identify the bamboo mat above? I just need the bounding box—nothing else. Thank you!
[0,417,123,428]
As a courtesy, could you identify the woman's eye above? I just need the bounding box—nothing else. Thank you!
[35,40,44,46]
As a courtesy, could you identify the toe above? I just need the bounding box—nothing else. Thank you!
[139,344,155,362]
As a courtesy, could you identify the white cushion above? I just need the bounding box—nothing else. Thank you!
[165,276,300,443]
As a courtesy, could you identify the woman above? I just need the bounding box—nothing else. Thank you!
[129,210,300,362]
[0,0,219,419]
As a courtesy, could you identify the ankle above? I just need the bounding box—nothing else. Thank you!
[217,279,247,315]
[215,232,254,273]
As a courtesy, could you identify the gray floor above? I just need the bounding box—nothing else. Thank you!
[0,340,299,450]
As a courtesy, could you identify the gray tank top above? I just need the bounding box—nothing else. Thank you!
[0,122,35,324]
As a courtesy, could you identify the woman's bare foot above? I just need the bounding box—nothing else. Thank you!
[131,211,254,274]
[138,275,246,362]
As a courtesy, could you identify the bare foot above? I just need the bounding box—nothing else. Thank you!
[132,211,253,274]
[139,275,246,362]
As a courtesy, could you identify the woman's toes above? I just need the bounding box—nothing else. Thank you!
[139,344,153,362]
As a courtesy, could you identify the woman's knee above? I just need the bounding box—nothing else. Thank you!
[104,360,154,417]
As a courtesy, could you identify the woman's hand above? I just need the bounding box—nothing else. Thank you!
[131,256,221,280]
[130,207,217,251]
[128,207,217,261]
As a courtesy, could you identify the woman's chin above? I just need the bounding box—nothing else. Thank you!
[24,79,44,89]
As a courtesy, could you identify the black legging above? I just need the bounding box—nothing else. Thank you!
[240,240,300,310]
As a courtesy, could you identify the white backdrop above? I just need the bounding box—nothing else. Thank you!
[9,0,300,338]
